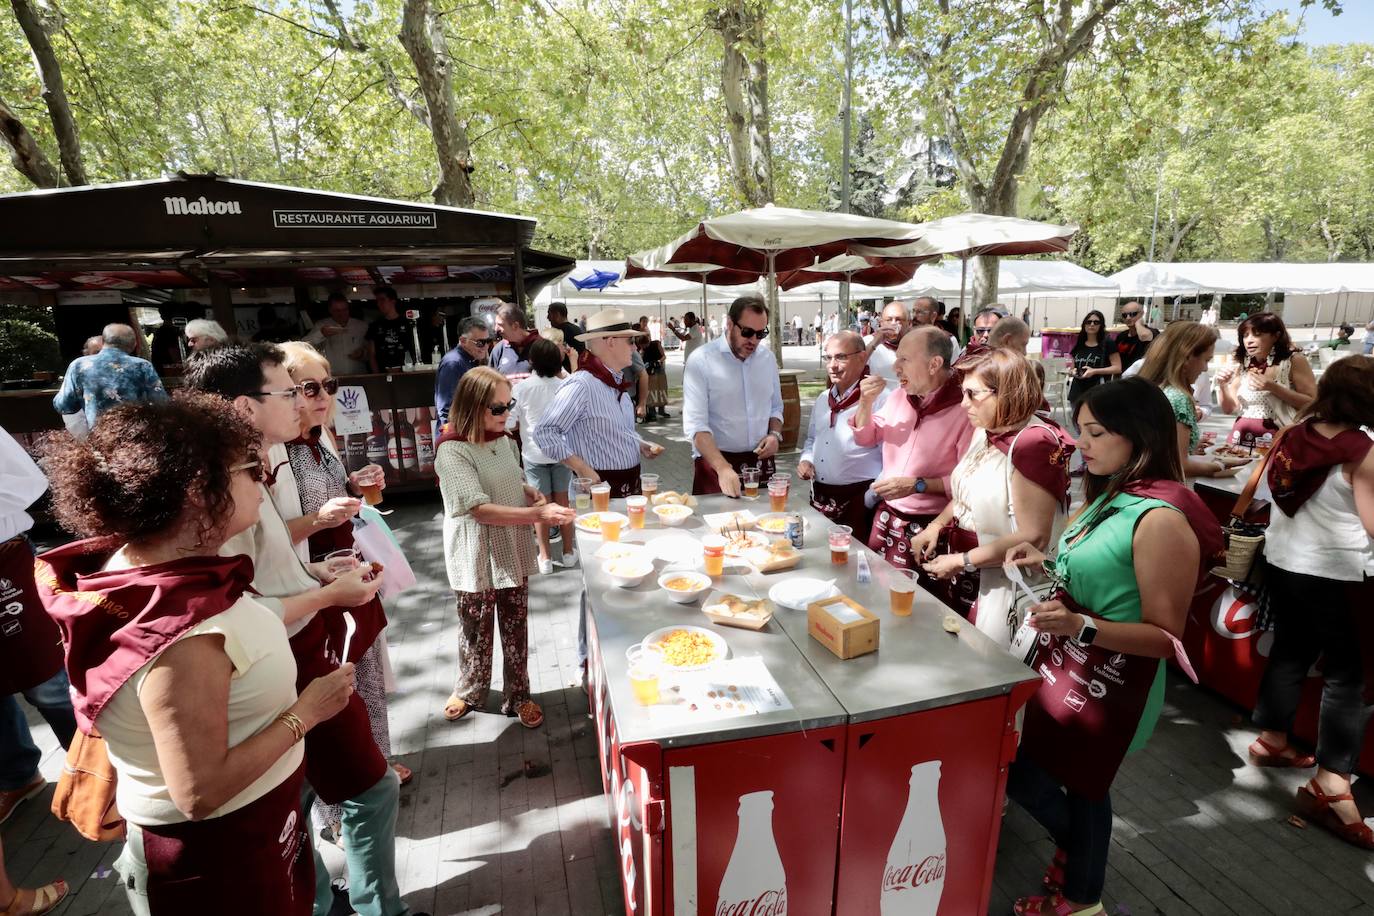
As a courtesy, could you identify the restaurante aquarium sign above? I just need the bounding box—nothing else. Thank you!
[272,209,438,229]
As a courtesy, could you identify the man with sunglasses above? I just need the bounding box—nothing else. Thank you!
[184,345,423,916]
[435,317,493,427]
[1114,300,1157,373]
[683,295,785,497]
[305,292,369,375]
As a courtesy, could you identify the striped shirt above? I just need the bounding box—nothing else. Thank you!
[532,371,643,472]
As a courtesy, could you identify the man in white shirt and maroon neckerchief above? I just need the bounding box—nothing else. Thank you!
[798,330,887,535]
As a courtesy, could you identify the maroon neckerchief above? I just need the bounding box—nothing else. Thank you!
[288,426,327,463]
[1122,479,1226,581]
[34,539,255,734]
[987,420,1076,509]
[1267,420,1373,517]
[908,373,961,420]
[827,368,869,428]
[578,350,634,401]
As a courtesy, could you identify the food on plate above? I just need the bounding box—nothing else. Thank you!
[654,504,692,518]
[756,516,790,533]
[651,490,699,508]
[703,594,769,620]
[1211,444,1254,459]
[724,531,768,556]
[580,514,603,530]
[653,629,719,667]
[704,509,757,532]
[663,576,703,591]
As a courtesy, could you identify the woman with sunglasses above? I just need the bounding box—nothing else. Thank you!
[437,367,575,728]
[1215,311,1316,448]
[268,342,410,837]
[1066,311,1120,406]
[37,395,356,914]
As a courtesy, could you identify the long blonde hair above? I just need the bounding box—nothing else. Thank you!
[449,367,509,442]
[1137,321,1217,398]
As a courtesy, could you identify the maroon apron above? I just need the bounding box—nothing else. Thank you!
[866,502,951,606]
[937,524,982,619]
[140,762,312,915]
[307,524,386,665]
[593,465,642,499]
[1018,594,1160,800]
[810,479,875,541]
[1228,416,1278,449]
[0,535,64,694]
[289,616,388,805]
[692,452,776,497]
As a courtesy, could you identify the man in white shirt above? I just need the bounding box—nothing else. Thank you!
[305,292,370,375]
[863,300,913,388]
[791,313,804,344]
[682,295,784,496]
[798,331,886,534]
[667,312,707,362]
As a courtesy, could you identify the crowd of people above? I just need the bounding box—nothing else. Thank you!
[2,290,1372,916]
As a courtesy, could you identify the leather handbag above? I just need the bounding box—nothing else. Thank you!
[50,727,125,842]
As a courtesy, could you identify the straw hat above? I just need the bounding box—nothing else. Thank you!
[575,308,643,342]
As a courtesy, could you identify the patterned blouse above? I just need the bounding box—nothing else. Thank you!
[436,436,536,592]
[285,432,348,515]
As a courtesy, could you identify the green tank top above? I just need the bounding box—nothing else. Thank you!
[1052,492,1181,754]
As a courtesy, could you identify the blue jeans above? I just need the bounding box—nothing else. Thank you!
[1,668,77,790]
[1006,754,1112,904]
[306,769,409,916]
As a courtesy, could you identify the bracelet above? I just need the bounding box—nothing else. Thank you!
[277,712,306,743]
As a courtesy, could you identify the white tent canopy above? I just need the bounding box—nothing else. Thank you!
[1109,262,1374,296]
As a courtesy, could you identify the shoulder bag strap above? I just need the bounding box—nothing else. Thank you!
[1230,424,1292,521]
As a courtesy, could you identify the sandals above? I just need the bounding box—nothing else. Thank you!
[1042,847,1068,894]
[0,880,69,916]
[391,762,413,786]
[1013,892,1103,916]
[443,694,472,721]
[1248,736,1315,769]
[515,699,544,729]
[1295,778,1374,850]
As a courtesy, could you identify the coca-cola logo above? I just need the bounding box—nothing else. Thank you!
[882,855,946,892]
[715,888,787,916]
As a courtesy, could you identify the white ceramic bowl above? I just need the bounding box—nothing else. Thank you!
[656,570,713,604]
[602,558,655,589]
[653,504,694,527]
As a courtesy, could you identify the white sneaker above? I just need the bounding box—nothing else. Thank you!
[538,557,554,575]
[556,549,579,569]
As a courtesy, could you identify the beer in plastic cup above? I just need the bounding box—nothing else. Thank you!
[626,495,647,529]
[828,525,852,565]
[573,477,593,510]
[357,466,385,506]
[768,474,790,512]
[601,514,623,542]
[640,474,659,501]
[591,482,611,512]
[889,572,917,616]
[629,664,660,706]
[742,467,760,500]
[702,534,727,577]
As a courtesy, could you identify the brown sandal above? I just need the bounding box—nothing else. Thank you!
[1295,779,1374,850]
[1248,736,1315,769]
[515,699,544,729]
[391,762,413,785]
[0,879,69,916]
[443,695,472,721]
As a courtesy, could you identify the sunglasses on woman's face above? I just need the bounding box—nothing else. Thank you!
[488,398,518,416]
[230,454,265,483]
[1085,320,1102,326]
[736,326,769,340]
[300,377,340,398]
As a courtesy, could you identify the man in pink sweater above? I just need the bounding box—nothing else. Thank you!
[851,326,974,586]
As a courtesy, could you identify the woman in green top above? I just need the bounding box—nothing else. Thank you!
[1003,378,1221,916]
[1137,320,1248,479]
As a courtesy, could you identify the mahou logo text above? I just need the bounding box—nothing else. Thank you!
[164,196,242,216]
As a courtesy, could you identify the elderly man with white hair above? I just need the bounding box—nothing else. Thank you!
[184,318,230,352]
[52,323,167,435]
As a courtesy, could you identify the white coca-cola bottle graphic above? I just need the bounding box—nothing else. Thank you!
[715,790,787,916]
[880,760,947,915]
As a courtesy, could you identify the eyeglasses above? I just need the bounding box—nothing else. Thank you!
[1084,320,1103,326]
[466,337,492,348]
[488,398,518,416]
[823,352,863,363]
[248,386,301,401]
[300,377,339,398]
[960,386,997,402]
[735,326,769,340]
[972,327,994,338]
[230,455,265,483]
[1121,310,1141,319]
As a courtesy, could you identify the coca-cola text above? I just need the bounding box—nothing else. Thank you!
[715,888,787,916]
[881,854,946,892]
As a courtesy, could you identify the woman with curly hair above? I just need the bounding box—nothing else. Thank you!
[35,395,355,915]
[1215,311,1316,447]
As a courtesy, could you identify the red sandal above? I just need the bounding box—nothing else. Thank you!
[1295,779,1374,850]
[1042,847,1068,894]
[1248,736,1315,769]
[1013,892,1103,915]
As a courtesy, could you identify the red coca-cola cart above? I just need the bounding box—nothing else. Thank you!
[581,496,1040,916]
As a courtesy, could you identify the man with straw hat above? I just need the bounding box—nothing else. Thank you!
[533,308,664,499]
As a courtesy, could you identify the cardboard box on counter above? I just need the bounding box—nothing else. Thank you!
[807,595,879,659]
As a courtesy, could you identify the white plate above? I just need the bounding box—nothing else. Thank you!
[703,509,757,532]
[723,531,770,556]
[769,578,840,611]
[595,542,650,561]
[643,625,729,670]
[652,534,703,565]
[753,513,808,536]
[576,512,628,535]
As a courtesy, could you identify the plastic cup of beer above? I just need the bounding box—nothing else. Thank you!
[357,465,385,506]
[573,477,593,511]
[768,473,791,512]
[702,534,727,577]
[742,467,761,500]
[828,525,853,564]
[626,495,647,529]
[601,514,623,542]
[889,570,917,616]
[628,662,661,706]
[591,482,612,512]
[640,473,659,501]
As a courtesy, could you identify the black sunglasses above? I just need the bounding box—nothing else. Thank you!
[467,337,492,347]
[301,377,339,398]
[488,398,517,416]
[1121,310,1141,318]
[1084,319,1103,325]
[736,326,769,340]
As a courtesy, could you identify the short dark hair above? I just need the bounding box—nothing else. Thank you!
[728,295,768,325]
[41,392,261,548]
[458,317,487,338]
[527,337,564,378]
[183,343,284,400]
[373,285,398,301]
[1305,355,1374,428]
[1340,324,1355,336]
[548,301,568,320]
[496,303,528,327]
[327,291,350,306]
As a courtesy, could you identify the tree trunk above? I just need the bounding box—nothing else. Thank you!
[399,0,475,208]
[1161,213,1201,262]
[10,0,85,186]
[0,96,59,188]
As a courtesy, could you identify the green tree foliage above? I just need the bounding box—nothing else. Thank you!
[0,317,60,378]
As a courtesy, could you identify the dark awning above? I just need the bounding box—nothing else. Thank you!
[0,174,574,295]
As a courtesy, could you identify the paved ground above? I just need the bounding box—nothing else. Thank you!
[9,394,1374,915]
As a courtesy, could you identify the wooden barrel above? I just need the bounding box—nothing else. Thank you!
[779,370,802,450]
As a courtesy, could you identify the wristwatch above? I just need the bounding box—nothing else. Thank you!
[765,431,781,445]
[961,552,977,574]
[1075,616,1099,646]
[913,477,927,494]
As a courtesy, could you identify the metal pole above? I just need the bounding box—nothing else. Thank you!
[1148,155,1162,262]
[838,0,853,327]
[958,257,969,338]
